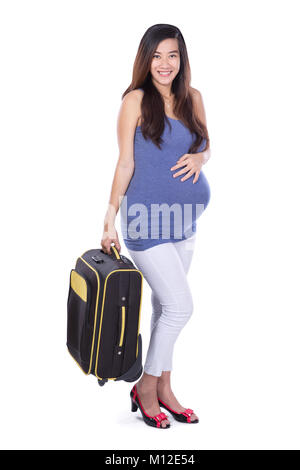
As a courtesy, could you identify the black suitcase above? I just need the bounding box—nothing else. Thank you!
[67,245,144,386]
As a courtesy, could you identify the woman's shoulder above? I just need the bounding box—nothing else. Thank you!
[122,89,144,114]
[190,86,202,100]
[122,90,144,127]
[189,87,206,125]
[125,88,144,100]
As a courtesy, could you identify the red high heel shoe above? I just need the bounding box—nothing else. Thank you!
[130,385,170,429]
[158,397,199,423]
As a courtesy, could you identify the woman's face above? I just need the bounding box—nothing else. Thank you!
[150,38,180,88]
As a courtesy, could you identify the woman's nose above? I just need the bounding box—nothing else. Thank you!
[160,60,170,68]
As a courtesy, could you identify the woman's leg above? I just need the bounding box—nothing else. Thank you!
[127,235,197,425]
[155,234,198,422]
[149,233,196,332]
[128,240,195,375]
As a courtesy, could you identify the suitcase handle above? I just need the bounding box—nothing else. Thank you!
[100,245,121,260]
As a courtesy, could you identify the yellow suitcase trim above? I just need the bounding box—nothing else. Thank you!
[119,306,126,346]
[70,270,87,302]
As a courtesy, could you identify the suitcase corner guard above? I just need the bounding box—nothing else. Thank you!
[98,334,143,387]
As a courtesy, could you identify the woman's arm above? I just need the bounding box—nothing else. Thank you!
[191,87,211,164]
[102,91,140,251]
[191,87,208,127]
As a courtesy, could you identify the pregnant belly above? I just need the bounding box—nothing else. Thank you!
[169,170,211,209]
[121,170,211,239]
[125,169,210,208]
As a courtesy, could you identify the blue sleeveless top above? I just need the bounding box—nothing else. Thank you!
[120,112,211,251]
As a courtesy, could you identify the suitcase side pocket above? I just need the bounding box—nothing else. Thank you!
[67,270,90,362]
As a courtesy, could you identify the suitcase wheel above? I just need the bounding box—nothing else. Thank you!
[98,378,108,387]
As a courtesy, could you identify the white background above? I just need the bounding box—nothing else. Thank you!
[1,0,299,450]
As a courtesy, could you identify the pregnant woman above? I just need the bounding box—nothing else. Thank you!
[101,24,211,429]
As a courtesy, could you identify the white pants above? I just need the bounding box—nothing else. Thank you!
[127,233,197,377]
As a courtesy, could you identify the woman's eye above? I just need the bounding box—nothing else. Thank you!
[153,54,177,59]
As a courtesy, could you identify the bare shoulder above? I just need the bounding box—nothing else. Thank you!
[190,86,203,102]
[116,89,143,168]
[118,89,142,128]
[132,88,144,98]
[190,87,207,125]
[121,89,143,120]
[121,88,144,127]
[126,88,144,110]
[123,88,144,104]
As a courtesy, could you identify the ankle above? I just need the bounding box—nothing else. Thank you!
[157,381,171,393]
[136,380,156,396]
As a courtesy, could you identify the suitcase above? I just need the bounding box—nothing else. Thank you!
[67,245,144,387]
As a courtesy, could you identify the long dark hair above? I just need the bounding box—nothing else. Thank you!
[122,24,209,153]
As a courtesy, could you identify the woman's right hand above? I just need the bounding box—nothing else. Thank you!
[101,224,121,255]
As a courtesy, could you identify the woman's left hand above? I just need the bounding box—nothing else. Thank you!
[170,153,205,184]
